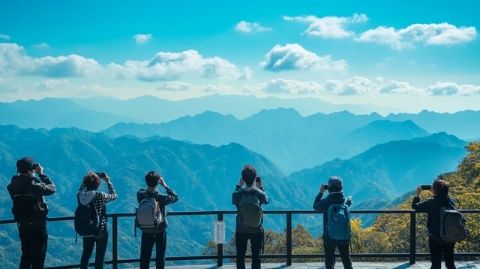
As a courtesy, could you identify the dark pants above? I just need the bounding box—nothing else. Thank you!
[429,237,456,269]
[80,230,109,269]
[324,242,353,269]
[235,232,264,269]
[18,223,48,269]
[140,231,167,269]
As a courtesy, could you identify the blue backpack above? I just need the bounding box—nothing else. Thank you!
[326,203,351,241]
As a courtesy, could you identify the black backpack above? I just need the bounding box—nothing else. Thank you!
[12,193,46,223]
[74,194,101,237]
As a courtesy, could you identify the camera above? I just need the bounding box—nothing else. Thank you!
[256,176,262,183]
[32,163,40,170]
[420,185,431,190]
[95,172,107,179]
[322,184,329,191]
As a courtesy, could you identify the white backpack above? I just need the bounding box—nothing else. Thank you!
[135,197,163,231]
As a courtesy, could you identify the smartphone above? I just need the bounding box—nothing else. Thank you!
[420,185,431,190]
[95,172,107,178]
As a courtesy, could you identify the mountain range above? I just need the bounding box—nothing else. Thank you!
[104,109,430,172]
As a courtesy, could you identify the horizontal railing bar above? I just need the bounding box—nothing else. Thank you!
[2,209,479,224]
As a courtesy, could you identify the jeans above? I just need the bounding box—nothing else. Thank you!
[324,242,353,269]
[429,237,456,269]
[80,230,109,269]
[18,223,48,269]
[235,232,264,269]
[140,231,167,269]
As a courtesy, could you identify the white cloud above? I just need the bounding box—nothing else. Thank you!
[36,79,71,91]
[258,78,323,95]
[133,33,153,44]
[109,49,249,81]
[235,21,272,33]
[428,82,480,96]
[380,80,421,94]
[156,81,193,92]
[284,13,368,39]
[324,76,376,95]
[0,43,102,77]
[34,43,50,49]
[262,43,347,72]
[356,23,477,50]
[0,34,10,40]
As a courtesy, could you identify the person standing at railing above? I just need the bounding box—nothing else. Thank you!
[412,178,460,269]
[136,171,179,269]
[7,157,56,269]
[313,176,353,269]
[232,164,269,269]
[77,172,117,269]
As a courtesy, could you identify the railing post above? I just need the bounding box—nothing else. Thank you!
[112,215,118,269]
[286,212,292,266]
[217,213,224,267]
[409,212,416,265]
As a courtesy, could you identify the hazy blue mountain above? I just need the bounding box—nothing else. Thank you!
[71,94,389,123]
[0,98,139,131]
[0,125,311,267]
[387,110,480,140]
[105,110,432,172]
[289,132,467,205]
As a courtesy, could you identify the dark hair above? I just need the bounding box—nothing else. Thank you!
[83,172,101,191]
[432,179,449,197]
[241,164,257,186]
[16,157,35,174]
[145,171,160,188]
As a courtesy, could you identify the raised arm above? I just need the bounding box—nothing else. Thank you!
[99,178,117,203]
[156,186,179,206]
[32,174,56,196]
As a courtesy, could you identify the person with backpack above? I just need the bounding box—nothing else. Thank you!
[412,178,464,269]
[7,157,56,269]
[232,165,269,269]
[76,172,117,269]
[136,171,179,269]
[313,176,353,269]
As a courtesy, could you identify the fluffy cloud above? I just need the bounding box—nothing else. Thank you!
[380,80,421,94]
[428,82,480,96]
[235,21,271,33]
[356,23,477,50]
[258,78,323,95]
[0,43,102,77]
[262,43,347,72]
[109,49,249,81]
[284,13,368,39]
[324,76,376,95]
[133,33,153,44]
[0,34,10,40]
[34,43,50,49]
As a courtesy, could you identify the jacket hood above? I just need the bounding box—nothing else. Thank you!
[78,190,96,205]
[328,191,346,203]
[435,195,455,207]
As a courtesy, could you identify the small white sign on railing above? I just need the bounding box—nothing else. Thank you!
[214,221,225,244]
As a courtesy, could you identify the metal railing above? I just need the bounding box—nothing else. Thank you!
[1,209,479,268]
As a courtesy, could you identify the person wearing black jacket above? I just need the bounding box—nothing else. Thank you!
[7,157,56,269]
[313,176,352,269]
[412,178,457,269]
[137,171,179,269]
[232,165,269,269]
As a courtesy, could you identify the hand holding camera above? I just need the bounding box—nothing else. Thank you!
[33,163,43,175]
[95,172,110,182]
[159,176,168,188]
[320,184,329,193]
[255,177,263,189]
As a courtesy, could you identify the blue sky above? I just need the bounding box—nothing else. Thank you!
[1,0,479,112]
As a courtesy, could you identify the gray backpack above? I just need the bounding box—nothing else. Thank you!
[136,197,163,231]
[439,206,467,243]
[238,192,263,229]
